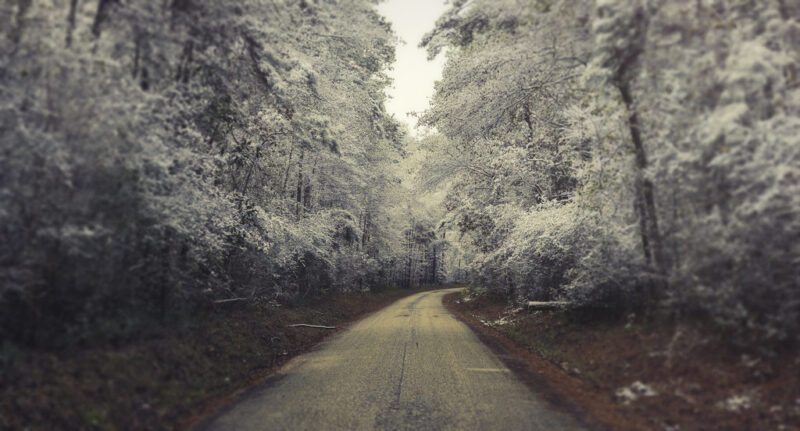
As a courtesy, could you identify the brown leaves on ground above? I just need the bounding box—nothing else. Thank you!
[445,292,800,431]
[0,288,431,431]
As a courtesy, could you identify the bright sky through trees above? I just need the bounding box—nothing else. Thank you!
[377,0,448,134]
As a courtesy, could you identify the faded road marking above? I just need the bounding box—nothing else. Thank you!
[466,367,511,372]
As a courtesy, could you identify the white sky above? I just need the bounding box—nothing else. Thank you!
[377,0,449,135]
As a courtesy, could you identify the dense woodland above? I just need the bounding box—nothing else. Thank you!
[0,0,443,348]
[1,0,798,351]
[418,0,799,340]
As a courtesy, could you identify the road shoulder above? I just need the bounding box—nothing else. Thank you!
[442,291,652,431]
[444,290,800,431]
[0,287,439,431]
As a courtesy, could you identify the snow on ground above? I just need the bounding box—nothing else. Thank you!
[718,394,753,412]
[615,381,658,405]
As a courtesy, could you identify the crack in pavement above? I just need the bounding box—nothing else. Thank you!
[396,342,408,402]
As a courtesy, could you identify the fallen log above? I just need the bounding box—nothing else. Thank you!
[288,324,336,329]
[526,301,571,310]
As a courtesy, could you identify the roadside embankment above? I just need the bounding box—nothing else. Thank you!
[0,287,441,431]
[444,290,800,431]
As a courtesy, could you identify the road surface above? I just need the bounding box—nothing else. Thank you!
[198,288,586,430]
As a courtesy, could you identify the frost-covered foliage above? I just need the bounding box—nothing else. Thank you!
[381,134,451,289]
[0,0,410,346]
[423,0,800,338]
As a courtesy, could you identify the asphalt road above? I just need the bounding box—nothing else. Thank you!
[198,288,586,430]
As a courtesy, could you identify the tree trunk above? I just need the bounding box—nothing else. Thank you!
[405,232,413,289]
[132,30,141,78]
[176,40,194,83]
[431,245,438,284]
[634,179,652,263]
[282,146,294,194]
[295,150,305,217]
[618,82,665,274]
[92,0,116,38]
[10,0,33,45]
[159,229,172,322]
[361,210,370,247]
[303,155,317,212]
[65,0,79,47]
[303,176,312,211]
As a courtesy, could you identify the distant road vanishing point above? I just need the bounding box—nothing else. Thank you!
[197,288,586,431]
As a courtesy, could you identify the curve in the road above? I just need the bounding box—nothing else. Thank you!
[197,288,586,431]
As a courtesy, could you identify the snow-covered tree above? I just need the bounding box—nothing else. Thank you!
[0,0,410,346]
[421,0,800,338]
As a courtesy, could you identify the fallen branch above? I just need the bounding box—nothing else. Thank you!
[526,301,571,310]
[288,324,336,329]
[214,297,249,304]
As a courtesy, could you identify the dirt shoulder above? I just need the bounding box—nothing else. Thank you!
[444,290,800,431]
[0,287,440,431]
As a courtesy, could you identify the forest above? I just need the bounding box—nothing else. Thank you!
[1,0,446,348]
[417,0,799,341]
[1,0,799,429]
[0,0,798,401]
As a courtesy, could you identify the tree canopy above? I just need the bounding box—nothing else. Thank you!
[419,0,800,339]
[1,0,797,347]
